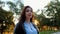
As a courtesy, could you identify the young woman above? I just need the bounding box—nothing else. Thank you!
[14,6,39,34]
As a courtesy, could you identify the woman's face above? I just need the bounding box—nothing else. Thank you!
[25,8,33,19]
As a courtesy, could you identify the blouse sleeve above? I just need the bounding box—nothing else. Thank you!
[14,23,20,34]
[13,23,26,34]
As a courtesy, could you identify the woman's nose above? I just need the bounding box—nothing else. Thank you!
[28,11,32,14]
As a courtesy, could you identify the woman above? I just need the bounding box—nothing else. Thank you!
[14,6,39,34]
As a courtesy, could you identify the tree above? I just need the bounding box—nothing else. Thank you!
[0,0,5,7]
[0,7,14,34]
[45,0,60,27]
[34,10,47,30]
[7,0,24,15]
[0,0,24,15]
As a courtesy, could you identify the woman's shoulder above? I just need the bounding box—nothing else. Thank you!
[15,23,20,27]
[31,22,39,32]
[14,23,20,29]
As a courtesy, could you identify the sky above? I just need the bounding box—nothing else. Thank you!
[1,0,51,13]
[1,0,51,25]
[24,0,51,11]
[24,0,51,14]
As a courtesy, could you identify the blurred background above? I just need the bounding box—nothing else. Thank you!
[0,0,60,34]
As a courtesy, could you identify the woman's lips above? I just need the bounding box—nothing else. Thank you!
[28,14,31,16]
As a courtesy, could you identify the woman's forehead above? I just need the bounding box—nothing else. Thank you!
[26,8,32,10]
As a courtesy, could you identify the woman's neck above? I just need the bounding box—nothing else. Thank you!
[25,18,30,23]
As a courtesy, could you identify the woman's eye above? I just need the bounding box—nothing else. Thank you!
[26,10,29,12]
[26,10,32,12]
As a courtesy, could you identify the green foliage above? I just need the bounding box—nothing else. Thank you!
[7,0,24,15]
[0,0,24,15]
[39,30,60,34]
[0,0,5,7]
[45,0,60,27]
[0,7,14,31]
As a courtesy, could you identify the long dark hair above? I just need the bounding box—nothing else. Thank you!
[19,6,34,24]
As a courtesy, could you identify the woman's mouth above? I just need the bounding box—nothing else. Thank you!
[28,14,31,16]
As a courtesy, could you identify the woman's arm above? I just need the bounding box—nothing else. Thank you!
[14,23,20,34]
[14,23,26,34]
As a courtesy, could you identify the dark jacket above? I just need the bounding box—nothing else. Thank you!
[14,22,39,34]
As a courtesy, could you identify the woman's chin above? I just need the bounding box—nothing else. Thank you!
[27,17,31,19]
[29,16,32,18]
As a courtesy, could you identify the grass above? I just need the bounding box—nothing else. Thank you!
[39,30,60,34]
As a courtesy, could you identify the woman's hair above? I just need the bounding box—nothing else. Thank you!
[19,6,34,24]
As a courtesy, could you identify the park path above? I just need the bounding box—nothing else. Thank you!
[51,32,60,34]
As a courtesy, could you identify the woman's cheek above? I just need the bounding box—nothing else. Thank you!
[30,14,32,18]
[26,13,29,17]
